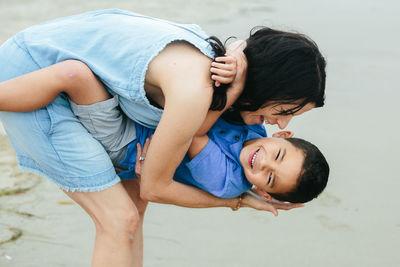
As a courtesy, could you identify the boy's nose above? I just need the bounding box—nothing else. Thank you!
[259,153,273,170]
[259,159,276,177]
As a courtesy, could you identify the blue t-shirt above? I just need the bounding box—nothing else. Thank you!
[119,119,267,198]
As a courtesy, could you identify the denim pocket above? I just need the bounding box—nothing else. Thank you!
[35,107,54,135]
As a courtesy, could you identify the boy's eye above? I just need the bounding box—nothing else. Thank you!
[268,173,272,185]
[275,149,281,161]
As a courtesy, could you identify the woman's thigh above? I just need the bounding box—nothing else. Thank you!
[0,38,119,192]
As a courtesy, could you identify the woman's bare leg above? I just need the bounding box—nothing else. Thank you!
[63,182,140,267]
[122,179,149,267]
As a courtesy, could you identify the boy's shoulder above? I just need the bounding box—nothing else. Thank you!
[209,118,267,142]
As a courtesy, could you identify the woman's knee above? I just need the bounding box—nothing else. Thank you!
[96,206,139,237]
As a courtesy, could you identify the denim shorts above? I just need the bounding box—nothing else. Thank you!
[0,38,120,192]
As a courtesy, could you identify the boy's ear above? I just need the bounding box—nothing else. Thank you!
[272,131,294,138]
[253,187,272,201]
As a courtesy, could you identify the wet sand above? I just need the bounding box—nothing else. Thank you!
[1,0,400,266]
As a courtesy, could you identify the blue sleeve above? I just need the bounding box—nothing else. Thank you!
[118,122,155,180]
[185,139,246,198]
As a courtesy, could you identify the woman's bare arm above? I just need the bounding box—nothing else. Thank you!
[136,136,303,215]
[140,70,238,207]
[138,43,237,208]
[0,60,109,111]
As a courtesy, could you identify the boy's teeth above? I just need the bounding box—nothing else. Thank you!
[251,150,258,167]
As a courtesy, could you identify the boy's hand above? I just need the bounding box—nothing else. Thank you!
[135,138,151,178]
[211,55,237,87]
[211,40,247,86]
[211,40,248,108]
[241,191,304,216]
[225,40,247,91]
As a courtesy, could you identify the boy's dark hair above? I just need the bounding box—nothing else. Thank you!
[269,137,329,203]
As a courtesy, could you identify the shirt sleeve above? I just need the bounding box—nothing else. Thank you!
[185,139,245,198]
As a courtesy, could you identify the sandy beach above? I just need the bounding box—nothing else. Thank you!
[1,0,399,266]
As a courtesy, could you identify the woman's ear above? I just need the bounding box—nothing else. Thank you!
[272,131,294,138]
[253,187,272,201]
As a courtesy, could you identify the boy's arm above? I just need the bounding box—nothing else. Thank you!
[188,135,210,159]
[186,138,245,198]
[0,60,108,112]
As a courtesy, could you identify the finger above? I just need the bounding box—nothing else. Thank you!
[261,203,279,216]
[135,160,141,174]
[268,206,278,216]
[214,56,236,64]
[135,143,142,175]
[288,203,304,209]
[210,67,235,77]
[142,138,150,156]
[136,142,142,162]
[281,203,304,208]
[269,198,290,205]
[214,81,221,87]
[211,75,234,84]
[215,55,235,61]
[211,62,235,71]
[275,205,294,210]
[275,203,304,210]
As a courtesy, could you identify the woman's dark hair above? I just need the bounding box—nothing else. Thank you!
[218,27,327,123]
[269,137,329,203]
[206,36,230,110]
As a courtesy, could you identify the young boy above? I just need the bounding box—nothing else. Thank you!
[115,108,329,203]
[69,77,329,204]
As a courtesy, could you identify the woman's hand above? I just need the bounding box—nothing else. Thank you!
[135,138,151,179]
[241,191,304,216]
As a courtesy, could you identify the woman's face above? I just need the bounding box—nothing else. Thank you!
[240,101,315,129]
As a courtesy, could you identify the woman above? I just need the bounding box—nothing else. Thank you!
[0,9,326,266]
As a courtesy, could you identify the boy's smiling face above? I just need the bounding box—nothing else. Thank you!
[239,137,305,196]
